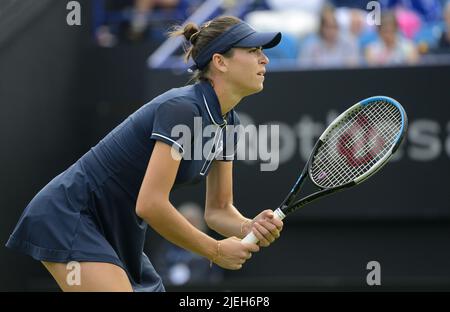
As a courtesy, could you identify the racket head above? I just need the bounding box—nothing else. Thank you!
[308,96,408,189]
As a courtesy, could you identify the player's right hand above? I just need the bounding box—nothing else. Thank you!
[213,237,260,270]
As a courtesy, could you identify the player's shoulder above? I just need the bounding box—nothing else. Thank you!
[147,84,201,115]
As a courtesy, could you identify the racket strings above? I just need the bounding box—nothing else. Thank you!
[311,100,402,188]
[338,112,400,179]
[336,106,399,171]
[313,107,389,181]
[351,104,400,157]
[317,102,401,182]
[327,102,395,156]
[315,101,401,185]
[349,107,387,156]
[313,119,393,187]
[348,103,401,163]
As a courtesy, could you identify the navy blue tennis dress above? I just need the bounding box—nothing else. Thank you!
[5,80,240,292]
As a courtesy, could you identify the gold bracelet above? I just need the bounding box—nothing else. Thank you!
[240,219,251,236]
[210,241,220,268]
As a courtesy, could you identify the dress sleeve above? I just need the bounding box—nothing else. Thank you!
[150,101,199,156]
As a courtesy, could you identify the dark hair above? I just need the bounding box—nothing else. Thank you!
[169,16,241,82]
[319,3,338,38]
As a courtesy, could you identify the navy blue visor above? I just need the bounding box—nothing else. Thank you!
[189,22,282,71]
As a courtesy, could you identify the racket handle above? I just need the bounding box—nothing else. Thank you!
[241,208,286,244]
[241,232,259,244]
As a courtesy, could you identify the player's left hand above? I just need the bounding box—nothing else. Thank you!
[245,210,283,247]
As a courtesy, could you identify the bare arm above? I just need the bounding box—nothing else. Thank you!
[205,161,248,238]
[136,141,217,260]
[205,161,284,246]
[136,141,258,269]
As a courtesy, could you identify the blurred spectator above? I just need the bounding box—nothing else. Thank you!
[365,11,419,65]
[334,7,382,60]
[298,4,360,67]
[266,0,326,14]
[96,25,119,48]
[94,0,184,47]
[245,3,320,40]
[153,202,223,286]
[128,0,180,41]
[395,6,422,39]
[347,8,366,38]
[434,1,450,52]
[335,7,377,46]
[380,0,442,23]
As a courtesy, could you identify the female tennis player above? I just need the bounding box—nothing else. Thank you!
[6,16,283,292]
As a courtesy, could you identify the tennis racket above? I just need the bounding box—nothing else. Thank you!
[242,96,408,244]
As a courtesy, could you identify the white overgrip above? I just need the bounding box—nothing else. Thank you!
[241,208,286,244]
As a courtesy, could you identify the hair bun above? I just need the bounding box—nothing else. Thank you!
[183,23,200,43]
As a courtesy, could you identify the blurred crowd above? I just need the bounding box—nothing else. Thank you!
[93,0,450,68]
[250,0,450,68]
[93,0,200,47]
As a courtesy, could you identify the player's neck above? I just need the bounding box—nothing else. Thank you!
[208,79,242,116]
